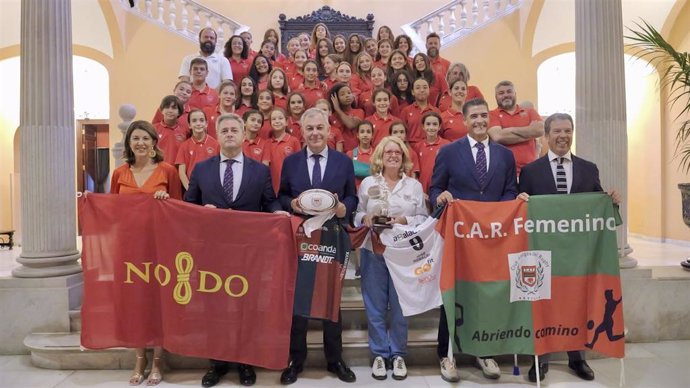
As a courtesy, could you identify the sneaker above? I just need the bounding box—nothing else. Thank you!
[391,356,407,380]
[476,357,500,379]
[439,357,460,382]
[371,356,387,380]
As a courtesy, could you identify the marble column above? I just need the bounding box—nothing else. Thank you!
[575,0,636,268]
[13,0,82,277]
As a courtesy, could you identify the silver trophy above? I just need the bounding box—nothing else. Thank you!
[368,180,393,229]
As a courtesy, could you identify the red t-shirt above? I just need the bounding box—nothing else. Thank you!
[269,133,301,193]
[174,135,220,178]
[188,84,220,111]
[273,93,288,111]
[489,105,543,174]
[229,57,251,82]
[366,113,400,147]
[154,121,187,165]
[243,136,271,164]
[415,137,450,193]
[329,109,365,152]
[401,102,441,144]
[429,56,450,81]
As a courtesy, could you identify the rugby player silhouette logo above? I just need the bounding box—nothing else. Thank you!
[585,289,624,349]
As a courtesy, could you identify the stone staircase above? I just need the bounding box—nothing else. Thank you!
[24,277,442,370]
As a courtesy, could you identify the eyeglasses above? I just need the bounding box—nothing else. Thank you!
[384,150,402,156]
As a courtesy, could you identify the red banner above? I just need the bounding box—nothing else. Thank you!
[78,194,297,370]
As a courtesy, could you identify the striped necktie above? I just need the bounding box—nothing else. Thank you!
[555,157,568,194]
[475,142,487,187]
[223,159,236,202]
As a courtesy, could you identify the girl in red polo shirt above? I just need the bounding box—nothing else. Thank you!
[352,52,374,99]
[332,34,347,58]
[176,109,220,189]
[268,108,301,193]
[329,83,365,152]
[377,25,395,42]
[417,111,450,194]
[204,80,237,139]
[440,79,469,141]
[154,95,187,165]
[364,38,378,58]
[347,120,374,191]
[345,34,364,66]
[286,92,305,143]
[314,99,345,152]
[375,39,393,69]
[249,54,272,91]
[298,33,311,54]
[224,35,251,82]
[259,40,278,65]
[386,50,412,85]
[277,37,300,75]
[267,68,289,110]
[152,80,192,132]
[315,38,334,79]
[366,88,400,147]
[390,70,415,113]
[389,120,420,179]
[322,54,342,91]
[242,110,271,166]
[335,62,361,102]
[257,90,275,139]
[296,60,326,108]
[361,67,400,117]
[288,49,308,90]
[235,77,258,118]
[310,23,330,55]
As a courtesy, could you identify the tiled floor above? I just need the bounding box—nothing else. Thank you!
[1,341,689,387]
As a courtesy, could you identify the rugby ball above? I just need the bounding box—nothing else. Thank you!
[297,189,337,215]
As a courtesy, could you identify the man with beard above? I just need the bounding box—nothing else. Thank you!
[179,27,233,88]
[488,80,544,175]
[429,98,517,382]
[426,33,450,82]
[185,113,287,387]
[277,107,358,385]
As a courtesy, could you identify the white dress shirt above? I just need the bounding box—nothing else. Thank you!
[547,150,573,193]
[306,147,328,183]
[219,152,244,200]
[355,174,429,251]
[467,136,490,172]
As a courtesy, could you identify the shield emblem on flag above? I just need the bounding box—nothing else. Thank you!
[521,265,537,287]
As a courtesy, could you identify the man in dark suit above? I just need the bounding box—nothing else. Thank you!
[429,98,518,382]
[518,112,620,383]
[278,107,358,385]
[185,113,286,387]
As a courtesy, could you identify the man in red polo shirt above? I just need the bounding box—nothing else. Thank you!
[188,58,220,111]
[488,80,544,175]
[426,33,450,82]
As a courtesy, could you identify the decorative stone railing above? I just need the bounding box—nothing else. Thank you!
[401,0,522,53]
[120,0,248,53]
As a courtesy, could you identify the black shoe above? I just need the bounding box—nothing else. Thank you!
[201,367,228,388]
[569,360,595,381]
[238,364,257,386]
[280,362,302,385]
[327,360,356,383]
[527,362,548,382]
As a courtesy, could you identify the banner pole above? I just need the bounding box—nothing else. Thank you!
[535,355,541,388]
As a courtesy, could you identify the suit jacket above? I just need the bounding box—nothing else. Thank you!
[518,154,603,195]
[184,154,281,212]
[429,136,518,205]
[278,148,358,223]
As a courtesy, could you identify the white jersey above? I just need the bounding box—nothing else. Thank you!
[379,216,443,316]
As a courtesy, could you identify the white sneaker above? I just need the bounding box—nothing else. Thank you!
[371,356,387,380]
[476,357,501,379]
[439,357,460,382]
[391,356,407,380]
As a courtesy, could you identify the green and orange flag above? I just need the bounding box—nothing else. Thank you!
[437,193,624,358]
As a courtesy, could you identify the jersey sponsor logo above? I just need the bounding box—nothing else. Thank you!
[252,148,262,155]
[409,235,424,251]
[508,250,551,302]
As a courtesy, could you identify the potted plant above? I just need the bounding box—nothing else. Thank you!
[626,21,690,269]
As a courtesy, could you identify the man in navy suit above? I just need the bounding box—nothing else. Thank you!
[517,112,620,383]
[278,107,358,385]
[185,113,286,387]
[429,98,518,382]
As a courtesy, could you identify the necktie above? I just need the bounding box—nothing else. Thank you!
[556,157,568,193]
[311,154,322,189]
[223,159,236,202]
[475,142,487,187]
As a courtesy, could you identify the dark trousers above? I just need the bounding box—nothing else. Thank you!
[437,305,450,359]
[209,359,251,370]
[289,312,343,367]
[539,351,584,364]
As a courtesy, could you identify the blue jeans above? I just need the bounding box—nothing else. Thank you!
[360,248,408,359]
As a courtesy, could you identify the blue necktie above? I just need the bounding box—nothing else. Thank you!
[475,142,487,187]
[311,154,322,189]
[223,159,235,202]
[556,157,568,193]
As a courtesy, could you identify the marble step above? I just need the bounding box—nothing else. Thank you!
[24,327,440,370]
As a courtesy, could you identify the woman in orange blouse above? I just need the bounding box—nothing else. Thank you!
[109,120,181,386]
